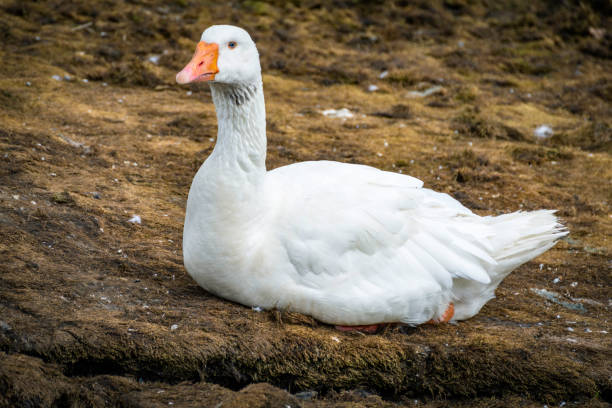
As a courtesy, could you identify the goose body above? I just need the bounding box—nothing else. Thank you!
[178,25,567,327]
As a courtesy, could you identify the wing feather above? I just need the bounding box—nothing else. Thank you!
[265,160,496,324]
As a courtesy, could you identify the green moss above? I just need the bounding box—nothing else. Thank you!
[243,1,274,16]
[503,58,554,76]
[548,122,612,153]
[51,191,73,204]
[454,87,477,103]
[453,109,526,141]
[384,70,419,87]
[510,146,574,165]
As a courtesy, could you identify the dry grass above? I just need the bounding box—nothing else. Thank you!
[0,0,610,407]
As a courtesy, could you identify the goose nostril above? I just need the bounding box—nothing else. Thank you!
[198,61,204,67]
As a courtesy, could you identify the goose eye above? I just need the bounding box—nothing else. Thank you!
[228,41,237,49]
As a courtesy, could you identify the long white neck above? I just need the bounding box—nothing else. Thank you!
[207,80,267,183]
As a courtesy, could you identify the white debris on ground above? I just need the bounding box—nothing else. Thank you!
[51,75,62,81]
[367,84,379,92]
[378,70,388,79]
[322,108,354,119]
[331,336,340,343]
[530,288,587,312]
[59,134,91,153]
[406,85,444,98]
[534,125,553,139]
[128,215,142,224]
[251,306,263,312]
[148,55,160,64]
[170,324,178,331]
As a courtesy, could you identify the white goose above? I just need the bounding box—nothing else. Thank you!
[176,25,567,333]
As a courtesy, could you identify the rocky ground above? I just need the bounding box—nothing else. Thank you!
[0,0,610,407]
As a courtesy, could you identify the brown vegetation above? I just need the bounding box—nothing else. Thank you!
[0,0,610,406]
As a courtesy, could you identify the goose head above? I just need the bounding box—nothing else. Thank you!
[176,25,261,86]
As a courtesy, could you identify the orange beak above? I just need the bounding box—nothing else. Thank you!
[176,41,219,84]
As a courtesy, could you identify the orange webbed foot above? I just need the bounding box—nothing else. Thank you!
[425,302,455,325]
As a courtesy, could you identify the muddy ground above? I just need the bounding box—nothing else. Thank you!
[0,0,611,407]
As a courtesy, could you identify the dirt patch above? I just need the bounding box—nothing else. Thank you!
[0,0,611,407]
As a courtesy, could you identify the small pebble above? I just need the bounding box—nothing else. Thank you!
[26,81,31,86]
[367,84,379,92]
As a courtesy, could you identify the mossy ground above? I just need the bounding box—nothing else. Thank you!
[0,1,610,407]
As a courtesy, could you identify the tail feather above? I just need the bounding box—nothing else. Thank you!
[452,210,567,321]
[489,210,567,272]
